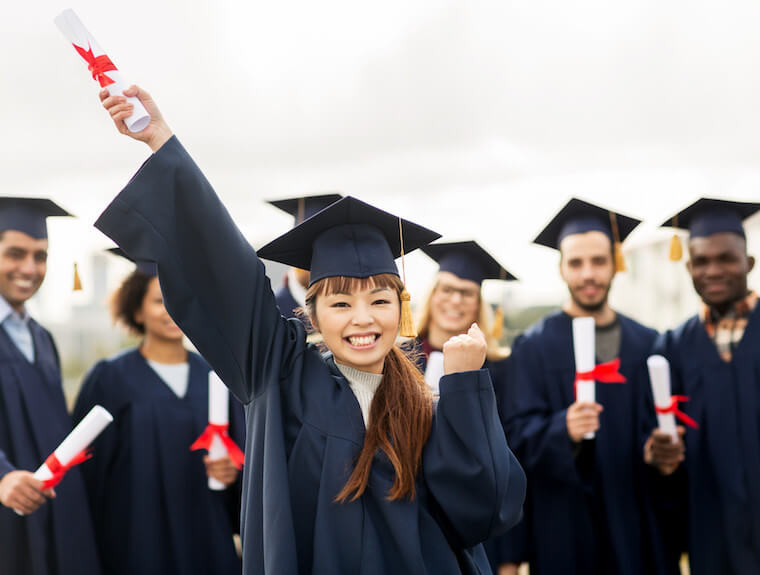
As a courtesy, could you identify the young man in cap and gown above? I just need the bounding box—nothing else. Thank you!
[0,198,101,575]
[505,198,679,575]
[648,198,760,575]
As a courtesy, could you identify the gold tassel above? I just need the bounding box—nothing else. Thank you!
[669,234,683,261]
[73,262,83,291]
[491,306,504,340]
[669,216,682,261]
[399,288,417,338]
[609,211,626,272]
[614,242,627,272]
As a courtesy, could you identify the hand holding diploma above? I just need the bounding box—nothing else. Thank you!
[100,85,173,152]
[0,471,54,515]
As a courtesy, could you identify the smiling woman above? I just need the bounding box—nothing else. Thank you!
[92,83,526,574]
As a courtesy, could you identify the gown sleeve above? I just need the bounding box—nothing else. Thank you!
[95,137,306,404]
[0,450,15,478]
[505,333,579,483]
[423,369,526,548]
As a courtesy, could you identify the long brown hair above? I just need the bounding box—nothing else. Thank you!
[305,273,433,502]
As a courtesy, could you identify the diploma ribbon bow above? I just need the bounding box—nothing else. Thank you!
[41,449,93,490]
[574,358,627,399]
[72,43,117,87]
[190,424,245,469]
[655,395,699,429]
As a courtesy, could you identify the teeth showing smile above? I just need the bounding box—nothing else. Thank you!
[12,278,34,289]
[347,335,378,347]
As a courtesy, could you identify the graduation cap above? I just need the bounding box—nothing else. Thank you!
[0,197,81,289]
[257,196,440,337]
[267,193,343,226]
[106,247,158,277]
[661,198,760,261]
[533,198,641,272]
[421,240,517,339]
[0,197,72,240]
[421,241,517,285]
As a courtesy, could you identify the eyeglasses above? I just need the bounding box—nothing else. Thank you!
[436,284,479,301]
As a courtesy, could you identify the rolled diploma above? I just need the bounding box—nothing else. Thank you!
[54,9,150,132]
[424,351,445,397]
[572,316,596,439]
[14,405,113,515]
[647,355,678,443]
[207,371,229,491]
[34,405,113,482]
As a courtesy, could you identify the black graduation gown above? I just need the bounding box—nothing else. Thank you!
[505,310,675,575]
[654,305,760,575]
[94,136,526,575]
[72,348,244,575]
[414,340,529,570]
[0,319,101,575]
[274,280,301,320]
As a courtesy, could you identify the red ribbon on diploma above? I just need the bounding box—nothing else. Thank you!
[41,449,93,490]
[574,358,627,399]
[190,424,245,469]
[655,395,699,429]
[72,43,117,87]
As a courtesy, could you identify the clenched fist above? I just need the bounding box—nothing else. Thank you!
[443,323,487,375]
[566,401,603,443]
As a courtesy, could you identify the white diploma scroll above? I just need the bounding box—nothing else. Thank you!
[55,9,150,132]
[572,316,596,439]
[647,355,678,443]
[14,405,113,515]
[424,351,445,397]
[207,371,229,491]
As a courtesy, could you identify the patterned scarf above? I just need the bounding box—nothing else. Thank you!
[700,291,757,362]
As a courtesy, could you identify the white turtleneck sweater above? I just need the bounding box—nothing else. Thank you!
[335,361,383,426]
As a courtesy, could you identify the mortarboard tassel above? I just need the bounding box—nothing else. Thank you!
[73,262,83,291]
[609,211,627,272]
[491,306,504,340]
[669,217,683,261]
[398,218,417,338]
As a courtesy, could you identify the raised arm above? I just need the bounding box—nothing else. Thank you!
[95,86,305,403]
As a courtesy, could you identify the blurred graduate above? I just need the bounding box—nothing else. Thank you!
[414,240,526,575]
[0,199,101,575]
[505,198,679,575]
[73,249,244,575]
[90,83,526,575]
[648,199,760,575]
[267,194,342,320]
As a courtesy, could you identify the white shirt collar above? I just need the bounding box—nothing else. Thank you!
[287,268,308,308]
[0,295,29,325]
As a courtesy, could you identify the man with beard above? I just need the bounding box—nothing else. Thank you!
[505,198,678,575]
[648,198,760,575]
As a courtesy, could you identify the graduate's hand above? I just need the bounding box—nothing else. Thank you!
[443,323,487,375]
[644,426,685,475]
[566,401,603,442]
[0,470,53,515]
[498,563,520,575]
[99,85,173,152]
[203,455,239,487]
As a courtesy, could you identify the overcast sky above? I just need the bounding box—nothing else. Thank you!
[5,1,760,320]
